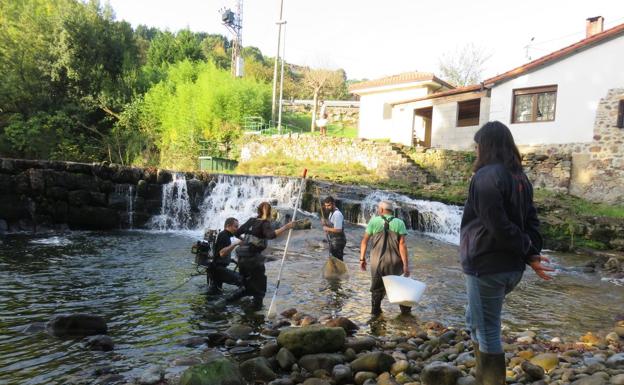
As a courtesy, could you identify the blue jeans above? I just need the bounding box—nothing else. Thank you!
[464,271,523,354]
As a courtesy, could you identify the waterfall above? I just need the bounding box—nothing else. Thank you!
[127,185,135,229]
[199,175,299,231]
[360,190,463,245]
[112,184,136,229]
[149,174,193,230]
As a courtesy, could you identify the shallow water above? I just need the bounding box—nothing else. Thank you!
[1,223,622,384]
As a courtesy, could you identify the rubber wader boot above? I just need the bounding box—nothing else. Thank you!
[472,341,482,381]
[479,351,506,385]
[399,305,412,315]
[251,296,263,310]
[371,292,383,315]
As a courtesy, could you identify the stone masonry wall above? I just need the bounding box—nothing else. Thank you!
[240,134,430,185]
[519,88,624,204]
[282,103,359,127]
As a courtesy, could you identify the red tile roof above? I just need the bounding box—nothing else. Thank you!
[391,85,483,106]
[484,21,624,86]
[349,72,454,92]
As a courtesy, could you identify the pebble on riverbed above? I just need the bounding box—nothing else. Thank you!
[133,309,624,385]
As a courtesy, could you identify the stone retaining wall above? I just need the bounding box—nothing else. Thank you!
[282,104,359,127]
[240,135,430,185]
[0,158,212,232]
[518,88,624,204]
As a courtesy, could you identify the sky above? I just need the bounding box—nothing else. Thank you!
[107,0,624,81]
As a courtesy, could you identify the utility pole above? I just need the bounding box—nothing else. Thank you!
[277,24,287,134]
[271,0,285,123]
[221,0,244,77]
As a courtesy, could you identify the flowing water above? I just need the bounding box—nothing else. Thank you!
[1,176,622,384]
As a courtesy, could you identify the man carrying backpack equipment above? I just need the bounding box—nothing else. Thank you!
[359,200,411,316]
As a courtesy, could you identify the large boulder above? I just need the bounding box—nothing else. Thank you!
[298,353,345,372]
[240,357,277,382]
[46,314,107,337]
[350,352,395,373]
[180,359,244,385]
[277,326,346,356]
[420,362,461,385]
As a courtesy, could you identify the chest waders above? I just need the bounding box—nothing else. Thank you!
[369,216,411,315]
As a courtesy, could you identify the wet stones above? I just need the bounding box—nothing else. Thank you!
[46,313,107,338]
[350,352,395,373]
[421,361,461,385]
[277,326,346,356]
[240,356,277,382]
[83,335,114,351]
[225,324,253,340]
[180,358,244,385]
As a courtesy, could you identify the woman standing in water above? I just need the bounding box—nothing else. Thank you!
[460,121,553,385]
[227,202,294,310]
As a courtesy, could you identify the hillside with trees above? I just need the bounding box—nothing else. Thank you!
[0,0,350,169]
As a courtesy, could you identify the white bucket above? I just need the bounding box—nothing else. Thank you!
[382,275,427,306]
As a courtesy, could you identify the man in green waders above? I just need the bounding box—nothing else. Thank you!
[360,200,412,316]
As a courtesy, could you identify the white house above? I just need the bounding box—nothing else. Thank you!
[349,72,453,145]
[352,17,624,150]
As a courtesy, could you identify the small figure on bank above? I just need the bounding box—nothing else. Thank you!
[322,196,346,261]
[460,121,554,385]
[316,112,329,136]
[360,200,411,316]
[207,217,243,295]
[227,202,295,310]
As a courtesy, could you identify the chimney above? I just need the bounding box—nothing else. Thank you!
[586,16,604,38]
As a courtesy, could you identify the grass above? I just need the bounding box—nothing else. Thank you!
[533,189,624,219]
[281,112,358,139]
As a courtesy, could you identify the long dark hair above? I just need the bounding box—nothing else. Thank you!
[473,121,522,173]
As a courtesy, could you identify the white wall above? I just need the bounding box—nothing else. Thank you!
[358,85,431,144]
[432,97,491,150]
[489,34,624,145]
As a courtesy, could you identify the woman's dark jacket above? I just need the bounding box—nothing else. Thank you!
[460,163,542,276]
[235,218,276,240]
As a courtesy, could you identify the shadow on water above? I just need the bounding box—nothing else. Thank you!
[1,222,623,384]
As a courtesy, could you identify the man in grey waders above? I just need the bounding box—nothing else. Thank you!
[360,200,411,316]
[322,196,346,260]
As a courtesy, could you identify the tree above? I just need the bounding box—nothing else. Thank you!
[438,43,491,87]
[302,68,345,131]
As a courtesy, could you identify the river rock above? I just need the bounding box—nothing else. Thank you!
[522,360,545,380]
[83,335,114,351]
[391,360,410,376]
[298,353,345,372]
[456,351,476,368]
[261,341,280,357]
[420,362,461,385]
[240,357,277,382]
[46,313,107,337]
[530,353,559,372]
[180,358,244,385]
[457,375,477,385]
[181,337,208,347]
[138,365,164,385]
[615,326,624,338]
[395,372,413,384]
[325,317,359,334]
[172,357,203,367]
[268,378,294,385]
[377,372,400,385]
[332,364,352,384]
[302,379,331,385]
[281,308,298,318]
[21,322,46,334]
[225,324,253,340]
[570,374,608,385]
[351,352,395,373]
[345,336,377,353]
[277,348,297,370]
[354,371,377,385]
[277,326,346,356]
[611,374,624,385]
[606,353,624,368]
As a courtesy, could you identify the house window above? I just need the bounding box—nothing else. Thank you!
[512,85,557,123]
[617,100,624,128]
[457,99,481,127]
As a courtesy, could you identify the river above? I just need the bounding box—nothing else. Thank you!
[1,176,622,384]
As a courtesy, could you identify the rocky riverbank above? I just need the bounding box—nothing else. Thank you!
[51,309,624,385]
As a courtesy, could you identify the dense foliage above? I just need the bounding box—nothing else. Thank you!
[0,0,349,169]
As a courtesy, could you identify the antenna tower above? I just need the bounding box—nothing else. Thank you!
[220,0,243,77]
